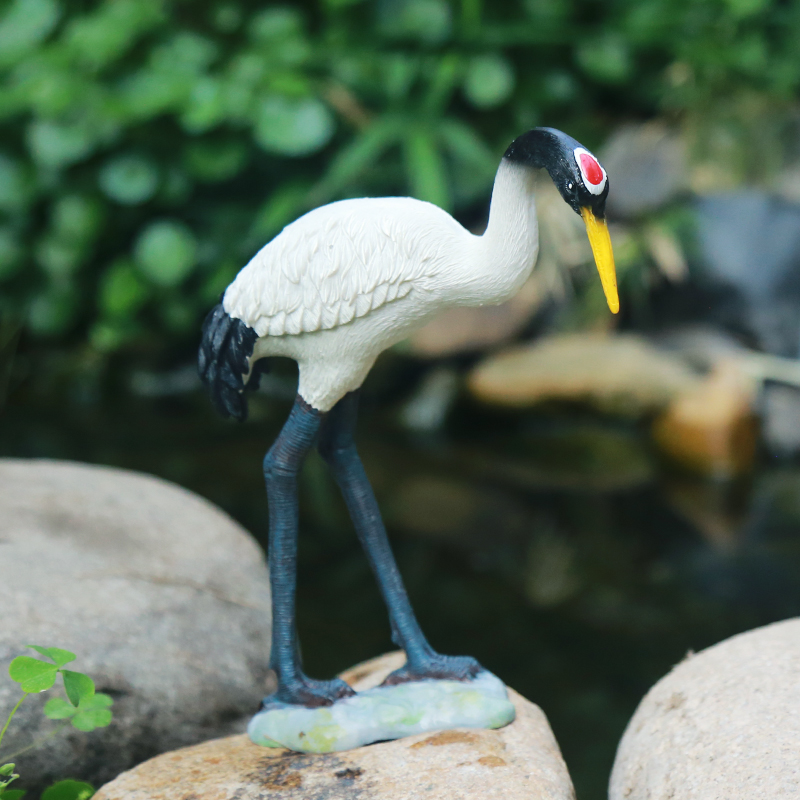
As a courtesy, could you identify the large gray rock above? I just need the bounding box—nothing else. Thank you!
[95,651,576,800]
[610,618,800,799]
[0,459,271,792]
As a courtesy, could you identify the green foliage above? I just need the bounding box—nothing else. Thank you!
[5,646,113,732]
[0,0,798,353]
[7,659,58,695]
[43,695,113,732]
[0,761,21,800]
[1,647,111,800]
[40,781,94,800]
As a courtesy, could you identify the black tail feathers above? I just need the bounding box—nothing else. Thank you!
[198,303,268,422]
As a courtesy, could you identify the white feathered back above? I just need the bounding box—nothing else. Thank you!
[223,197,467,339]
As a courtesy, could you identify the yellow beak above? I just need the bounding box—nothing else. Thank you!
[581,207,619,315]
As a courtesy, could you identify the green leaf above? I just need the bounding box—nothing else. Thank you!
[184,141,247,182]
[99,155,159,205]
[52,196,103,244]
[71,709,112,732]
[70,695,113,732]
[315,117,398,198]
[463,55,515,109]
[576,34,632,84]
[79,693,113,710]
[254,96,335,157]
[27,287,79,338]
[41,780,94,800]
[404,130,450,210]
[380,0,451,44]
[181,77,226,133]
[64,0,166,70]
[424,53,461,112]
[0,155,31,212]
[35,237,83,279]
[25,647,76,668]
[27,121,96,170]
[723,0,768,18]
[8,657,58,693]
[99,259,150,318]
[0,228,22,281]
[249,182,310,242]
[61,671,95,707]
[43,698,78,720]
[2,790,25,800]
[134,220,198,287]
[0,0,61,68]
[249,8,304,41]
[439,119,495,176]
[89,320,138,353]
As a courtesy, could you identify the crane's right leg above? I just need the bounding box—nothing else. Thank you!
[318,390,481,684]
[262,395,356,709]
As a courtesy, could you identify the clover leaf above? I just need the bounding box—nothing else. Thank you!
[71,695,113,732]
[25,648,76,668]
[43,693,113,731]
[61,672,94,707]
[41,781,94,800]
[8,658,58,693]
[0,762,20,798]
[42,698,77,720]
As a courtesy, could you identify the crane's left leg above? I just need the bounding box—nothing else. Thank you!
[318,390,482,685]
[263,395,356,708]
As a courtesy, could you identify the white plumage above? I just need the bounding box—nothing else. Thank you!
[223,161,540,411]
[198,128,617,712]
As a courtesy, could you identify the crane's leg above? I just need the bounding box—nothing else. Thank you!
[263,395,356,708]
[318,390,482,685]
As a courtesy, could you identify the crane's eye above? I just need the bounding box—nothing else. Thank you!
[573,147,606,196]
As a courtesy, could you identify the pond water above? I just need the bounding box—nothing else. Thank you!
[2,353,800,800]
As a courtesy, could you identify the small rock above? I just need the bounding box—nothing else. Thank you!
[94,652,576,800]
[468,333,699,416]
[695,192,800,356]
[600,122,688,218]
[0,459,272,793]
[761,383,800,457]
[609,618,800,800]
[652,359,758,478]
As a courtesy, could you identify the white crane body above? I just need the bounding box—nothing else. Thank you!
[198,126,618,715]
[223,161,539,410]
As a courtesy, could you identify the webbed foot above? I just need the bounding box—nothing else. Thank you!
[261,675,356,709]
[381,653,483,686]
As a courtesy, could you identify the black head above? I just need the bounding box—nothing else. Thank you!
[503,127,609,218]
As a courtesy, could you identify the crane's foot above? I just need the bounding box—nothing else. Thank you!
[261,675,356,710]
[381,653,483,686]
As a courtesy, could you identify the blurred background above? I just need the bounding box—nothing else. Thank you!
[2,0,800,796]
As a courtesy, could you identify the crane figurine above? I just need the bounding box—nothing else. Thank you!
[199,127,618,752]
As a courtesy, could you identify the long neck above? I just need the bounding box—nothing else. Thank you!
[471,158,539,304]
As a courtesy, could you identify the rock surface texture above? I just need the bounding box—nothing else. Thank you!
[0,459,272,793]
[610,618,800,800]
[95,651,576,800]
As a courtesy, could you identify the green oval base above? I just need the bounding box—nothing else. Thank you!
[248,670,516,753]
